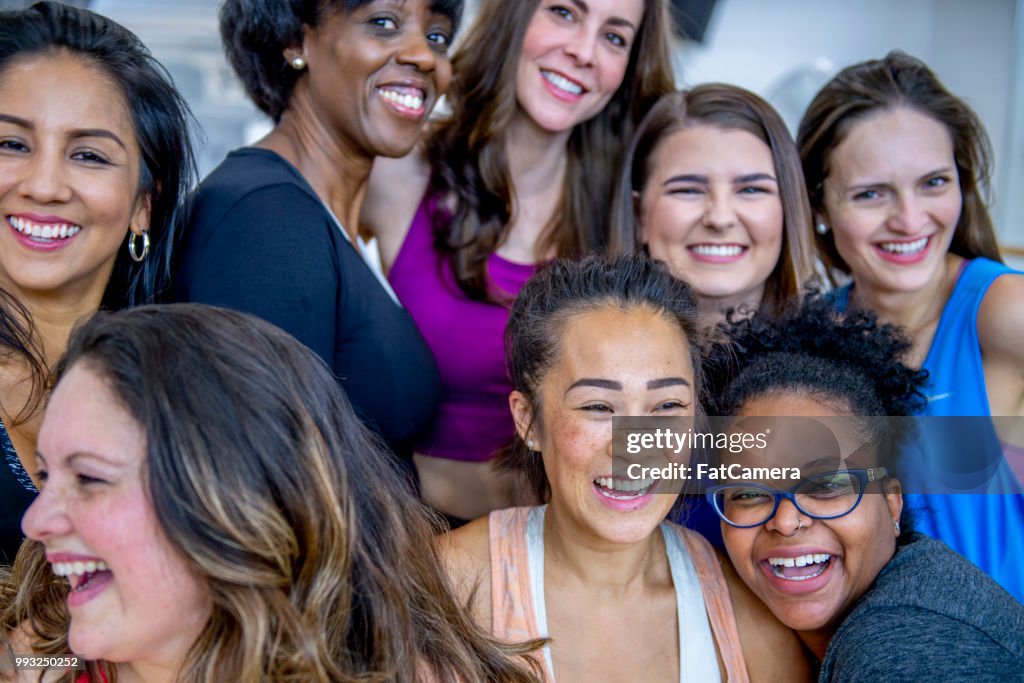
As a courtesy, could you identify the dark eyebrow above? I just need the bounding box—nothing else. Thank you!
[648,377,691,390]
[664,174,708,186]
[71,129,126,149]
[0,112,31,128]
[566,378,623,394]
[0,113,125,150]
[735,173,777,184]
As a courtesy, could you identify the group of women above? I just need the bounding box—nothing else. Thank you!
[0,0,1021,681]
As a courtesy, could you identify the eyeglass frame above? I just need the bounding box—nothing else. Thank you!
[704,467,890,528]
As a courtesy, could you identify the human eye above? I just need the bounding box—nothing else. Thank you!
[923,175,951,190]
[852,188,883,201]
[668,185,703,196]
[604,31,628,48]
[727,487,772,505]
[73,472,110,490]
[368,14,398,31]
[426,29,451,48]
[738,185,771,196]
[654,399,690,413]
[548,4,575,22]
[581,403,613,413]
[800,472,855,498]
[71,149,111,165]
[0,138,29,153]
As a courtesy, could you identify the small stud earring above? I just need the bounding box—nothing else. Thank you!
[815,222,829,235]
[526,439,534,450]
[290,56,306,71]
[894,519,901,534]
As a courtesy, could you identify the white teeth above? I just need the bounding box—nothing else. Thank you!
[594,476,654,496]
[768,553,831,567]
[879,237,928,254]
[50,560,109,577]
[691,244,744,257]
[541,70,583,95]
[377,88,424,111]
[8,217,82,240]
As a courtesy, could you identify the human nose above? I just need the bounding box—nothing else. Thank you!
[564,26,598,66]
[395,30,439,73]
[764,497,808,536]
[18,146,72,205]
[887,192,928,234]
[21,483,73,542]
[702,190,737,231]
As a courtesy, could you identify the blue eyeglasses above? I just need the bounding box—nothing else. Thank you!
[705,468,889,528]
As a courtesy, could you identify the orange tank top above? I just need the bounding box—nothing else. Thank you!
[488,506,749,682]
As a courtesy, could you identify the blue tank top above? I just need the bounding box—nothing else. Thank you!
[838,258,1024,602]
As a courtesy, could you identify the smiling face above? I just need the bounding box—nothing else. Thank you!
[511,305,695,545]
[295,0,454,159]
[821,106,962,295]
[514,0,643,135]
[719,392,901,645]
[22,363,211,671]
[638,125,784,312]
[0,51,148,305]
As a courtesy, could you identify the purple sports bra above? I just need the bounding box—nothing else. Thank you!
[388,193,536,463]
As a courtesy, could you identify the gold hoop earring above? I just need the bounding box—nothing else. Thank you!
[128,229,149,262]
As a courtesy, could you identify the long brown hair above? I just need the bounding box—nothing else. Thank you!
[1,304,540,682]
[427,0,676,300]
[797,50,1001,279]
[613,85,817,315]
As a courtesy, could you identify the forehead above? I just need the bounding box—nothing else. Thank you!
[732,393,874,469]
[829,107,954,181]
[650,125,775,174]
[550,306,693,380]
[38,363,145,468]
[0,51,135,141]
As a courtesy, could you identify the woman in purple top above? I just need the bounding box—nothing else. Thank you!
[361,0,676,523]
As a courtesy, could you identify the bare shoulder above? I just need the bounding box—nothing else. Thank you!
[718,549,814,682]
[360,144,433,272]
[977,271,1024,358]
[977,271,1024,412]
[436,516,492,628]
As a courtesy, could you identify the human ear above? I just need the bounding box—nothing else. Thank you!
[883,478,903,536]
[509,390,537,445]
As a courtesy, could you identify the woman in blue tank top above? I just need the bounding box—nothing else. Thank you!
[796,51,1024,601]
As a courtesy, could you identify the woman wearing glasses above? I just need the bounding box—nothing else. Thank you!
[703,297,1024,679]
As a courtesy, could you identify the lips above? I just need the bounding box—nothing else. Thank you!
[688,243,747,263]
[872,235,932,264]
[7,214,83,252]
[539,68,588,102]
[376,84,428,119]
[759,548,838,594]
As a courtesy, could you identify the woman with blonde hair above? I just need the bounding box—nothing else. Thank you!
[2,304,540,682]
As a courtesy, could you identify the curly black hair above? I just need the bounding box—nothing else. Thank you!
[703,295,928,539]
[704,294,927,418]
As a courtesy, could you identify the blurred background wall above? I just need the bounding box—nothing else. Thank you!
[3,0,1022,261]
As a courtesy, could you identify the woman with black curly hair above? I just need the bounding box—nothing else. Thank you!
[702,297,1024,680]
